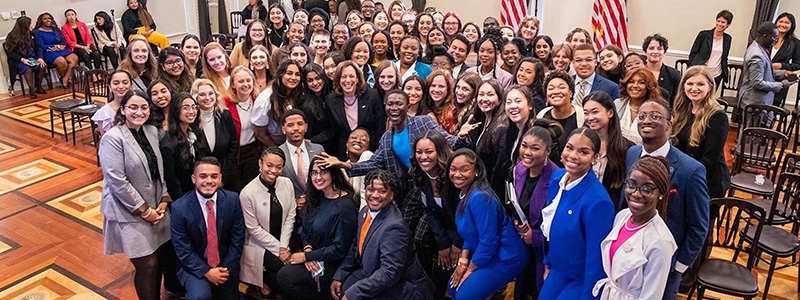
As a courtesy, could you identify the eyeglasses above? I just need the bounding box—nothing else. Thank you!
[310,169,330,177]
[181,104,198,111]
[125,105,150,112]
[444,22,459,26]
[624,180,657,197]
[636,111,668,122]
[164,59,184,67]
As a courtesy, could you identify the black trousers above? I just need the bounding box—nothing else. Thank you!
[160,241,186,294]
[277,262,339,300]
[73,47,102,69]
[101,45,125,69]
[774,86,792,108]
[229,142,260,193]
[263,251,285,292]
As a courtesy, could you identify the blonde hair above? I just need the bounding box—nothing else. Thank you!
[201,42,232,95]
[671,66,722,147]
[191,78,226,113]
[225,66,257,102]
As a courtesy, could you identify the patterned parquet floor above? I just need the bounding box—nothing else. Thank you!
[0,90,797,300]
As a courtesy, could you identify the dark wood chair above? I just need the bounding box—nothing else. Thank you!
[3,42,27,96]
[786,88,800,153]
[170,43,182,49]
[70,69,109,165]
[49,65,88,141]
[718,63,744,115]
[674,58,689,75]
[688,197,766,300]
[727,128,788,200]
[741,173,800,299]
[738,104,790,137]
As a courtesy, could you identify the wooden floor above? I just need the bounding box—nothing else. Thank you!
[0,90,797,300]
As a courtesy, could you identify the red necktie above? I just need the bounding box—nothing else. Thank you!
[206,200,220,267]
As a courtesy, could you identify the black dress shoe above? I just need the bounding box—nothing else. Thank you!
[35,87,46,94]
[29,93,38,99]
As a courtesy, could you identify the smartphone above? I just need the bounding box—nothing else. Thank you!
[787,73,799,82]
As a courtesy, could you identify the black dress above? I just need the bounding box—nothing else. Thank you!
[674,110,730,198]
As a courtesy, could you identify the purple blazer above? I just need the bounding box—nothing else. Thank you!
[513,159,557,290]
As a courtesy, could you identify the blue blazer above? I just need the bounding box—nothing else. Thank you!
[623,145,710,271]
[590,74,621,100]
[171,189,245,282]
[334,204,434,300]
[542,169,614,300]
[456,183,527,267]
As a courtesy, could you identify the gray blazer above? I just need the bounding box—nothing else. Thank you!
[99,124,169,223]
[738,41,786,107]
[279,141,325,198]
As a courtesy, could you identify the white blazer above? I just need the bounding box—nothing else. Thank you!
[239,176,297,287]
[592,209,677,300]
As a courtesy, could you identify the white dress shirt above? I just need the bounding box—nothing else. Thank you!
[640,140,671,158]
[573,73,595,105]
[541,171,588,240]
[196,190,218,227]
[286,142,310,177]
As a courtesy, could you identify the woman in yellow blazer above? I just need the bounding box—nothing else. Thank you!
[239,147,297,297]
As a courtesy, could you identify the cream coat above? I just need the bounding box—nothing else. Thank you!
[592,209,677,300]
[239,176,297,287]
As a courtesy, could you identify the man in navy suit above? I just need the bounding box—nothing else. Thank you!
[171,157,245,300]
[331,170,434,300]
[572,43,621,106]
[621,98,709,300]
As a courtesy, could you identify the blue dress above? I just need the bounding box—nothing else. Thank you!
[34,29,73,65]
[16,47,40,74]
[449,183,528,300]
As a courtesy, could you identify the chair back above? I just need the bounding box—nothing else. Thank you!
[740,104,790,135]
[721,63,744,95]
[170,43,182,49]
[731,128,787,181]
[209,33,226,45]
[674,59,689,75]
[706,197,767,269]
[771,173,800,232]
[781,153,800,175]
[86,70,110,103]
[71,65,89,100]
[230,11,243,32]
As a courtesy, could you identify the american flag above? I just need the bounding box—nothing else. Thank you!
[591,0,629,51]
[501,0,528,29]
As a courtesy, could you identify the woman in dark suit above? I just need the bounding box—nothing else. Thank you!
[160,92,211,199]
[688,10,733,89]
[582,92,633,208]
[242,0,268,26]
[4,16,46,98]
[672,66,730,198]
[512,119,562,300]
[538,127,615,300]
[772,12,800,107]
[191,79,237,187]
[326,61,386,160]
[99,90,174,300]
[342,36,377,88]
[643,34,681,103]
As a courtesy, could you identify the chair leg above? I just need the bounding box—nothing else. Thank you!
[696,286,706,300]
[60,112,68,142]
[71,114,77,146]
[49,109,55,137]
[762,255,778,300]
[687,283,696,299]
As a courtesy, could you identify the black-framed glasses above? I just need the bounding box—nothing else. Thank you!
[310,169,330,177]
[624,179,657,197]
[164,59,184,67]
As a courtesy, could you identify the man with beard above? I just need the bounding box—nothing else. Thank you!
[171,157,245,299]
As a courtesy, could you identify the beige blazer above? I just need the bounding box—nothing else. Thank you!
[239,176,297,287]
[592,209,677,300]
[92,24,126,49]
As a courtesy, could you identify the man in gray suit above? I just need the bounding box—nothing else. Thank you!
[279,109,325,206]
[738,22,797,108]
[330,170,434,300]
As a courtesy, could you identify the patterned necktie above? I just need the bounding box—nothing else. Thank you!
[575,79,588,105]
[358,213,373,255]
[296,147,306,187]
[206,200,220,267]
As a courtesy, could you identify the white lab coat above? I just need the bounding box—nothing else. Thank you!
[592,209,677,300]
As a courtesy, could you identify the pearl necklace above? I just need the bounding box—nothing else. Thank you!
[425,171,438,180]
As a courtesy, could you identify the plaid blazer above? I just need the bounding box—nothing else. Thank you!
[348,115,464,179]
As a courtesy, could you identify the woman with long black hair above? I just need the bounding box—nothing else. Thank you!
[253,60,306,148]
[92,11,126,69]
[160,92,211,199]
[4,16,46,98]
[157,47,194,93]
[466,29,512,88]
[267,4,290,49]
[302,63,335,151]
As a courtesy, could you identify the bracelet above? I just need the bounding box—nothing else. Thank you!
[458,262,468,269]
[458,257,469,264]
[140,208,152,219]
[303,245,313,251]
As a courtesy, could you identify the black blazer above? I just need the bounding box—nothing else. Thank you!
[772,36,800,71]
[688,29,732,81]
[325,88,386,160]
[658,64,682,105]
[601,138,634,208]
[160,133,211,200]
[241,4,268,23]
[209,110,238,185]
[674,110,730,198]
[5,33,43,88]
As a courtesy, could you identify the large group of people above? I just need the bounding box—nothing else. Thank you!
[9,0,798,299]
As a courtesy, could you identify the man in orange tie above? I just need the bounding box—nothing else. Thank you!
[171,157,245,299]
[330,170,434,300]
